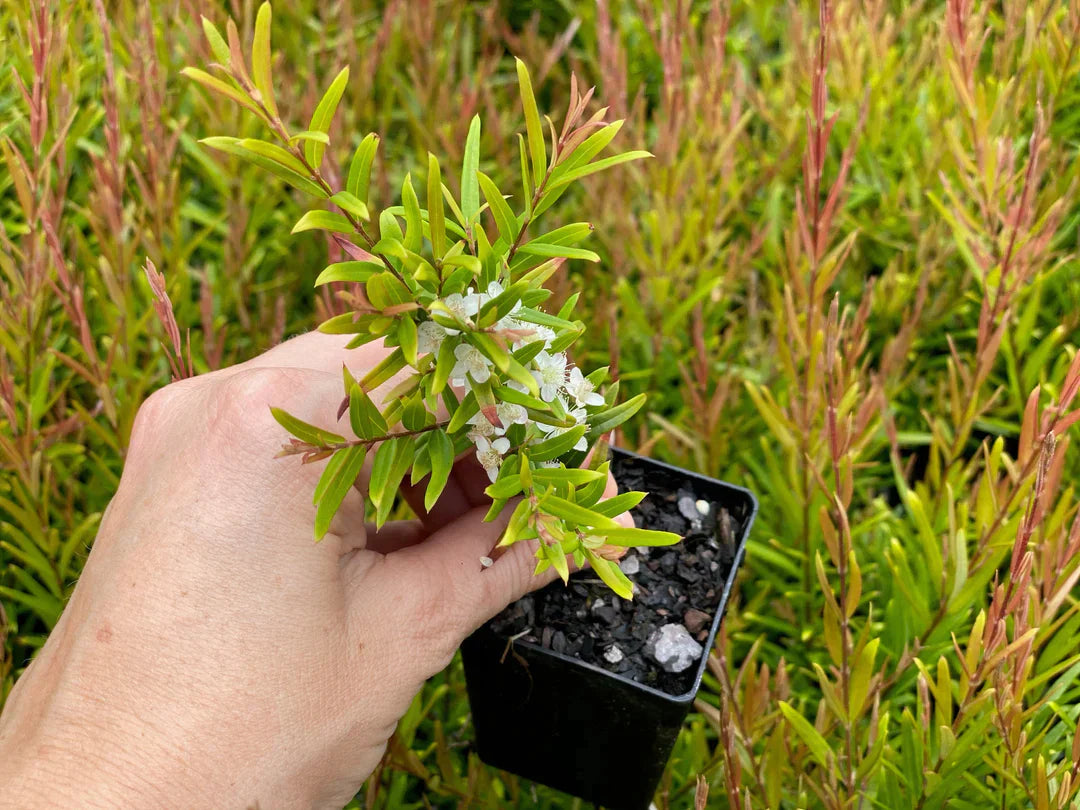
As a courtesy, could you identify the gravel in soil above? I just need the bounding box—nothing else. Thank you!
[489,456,743,697]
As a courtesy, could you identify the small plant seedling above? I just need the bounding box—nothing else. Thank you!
[185,3,680,598]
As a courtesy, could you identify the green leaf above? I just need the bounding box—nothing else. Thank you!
[591,491,646,518]
[313,445,366,540]
[401,173,423,254]
[547,540,570,584]
[365,272,411,310]
[398,316,418,366]
[555,120,623,177]
[447,390,479,433]
[461,115,481,228]
[349,383,389,440]
[329,191,370,220]
[425,430,455,511]
[779,702,832,768]
[200,17,232,67]
[292,210,354,235]
[199,136,326,198]
[515,58,547,190]
[589,526,681,546]
[347,133,379,203]
[359,347,406,391]
[517,242,600,262]
[538,493,618,528]
[529,426,587,462]
[586,394,646,438]
[478,171,518,245]
[427,153,446,259]
[182,68,268,122]
[288,130,330,145]
[531,467,605,487]
[518,134,532,218]
[431,336,457,395]
[548,151,652,190]
[305,66,349,168]
[233,138,307,174]
[270,407,345,446]
[314,261,382,286]
[585,551,634,600]
[370,437,414,528]
[251,2,276,116]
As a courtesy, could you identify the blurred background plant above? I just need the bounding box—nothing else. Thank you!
[3,0,1080,807]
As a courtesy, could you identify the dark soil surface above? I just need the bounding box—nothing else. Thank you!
[489,454,745,697]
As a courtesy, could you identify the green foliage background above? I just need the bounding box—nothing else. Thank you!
[3,0,1080,807]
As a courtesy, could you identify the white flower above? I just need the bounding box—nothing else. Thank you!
[475,435,511,482]
[417,321,447,355]
[532,351,567,402]
[512,324,556,351]
[494,401,528,435]
[565,367,605,407]
[451,343,493,386]
[535,404,589,451]
[467,411,497,443]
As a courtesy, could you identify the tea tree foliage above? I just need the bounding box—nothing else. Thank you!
[184,2,676,598]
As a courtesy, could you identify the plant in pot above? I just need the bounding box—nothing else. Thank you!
[185,7,756,808]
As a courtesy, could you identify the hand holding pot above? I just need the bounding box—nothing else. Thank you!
[0,332,622,810]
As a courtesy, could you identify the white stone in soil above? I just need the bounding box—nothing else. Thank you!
[591,598,605,614]
[604,644,625,664]
[619,554,640,576]
[695,499,711,515]
[645,623,704,674]
[677,496,700,521]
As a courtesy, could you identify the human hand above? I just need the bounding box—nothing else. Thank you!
[0,332,626,809]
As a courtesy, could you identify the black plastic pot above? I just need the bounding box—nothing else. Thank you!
[461,447,757,810]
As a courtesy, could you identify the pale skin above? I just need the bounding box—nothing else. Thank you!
[0,331,630,809]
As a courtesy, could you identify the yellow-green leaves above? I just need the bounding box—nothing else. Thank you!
[515,58,546,190]
[199,136,326,197]
[200,17,231,67]
[779,702,832,768]
[306,66,349,169]
[251,2,276,116]
[401,173,423,254]
[329,191,369,220]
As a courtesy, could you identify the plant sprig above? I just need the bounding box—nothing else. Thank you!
[186,2,675,599]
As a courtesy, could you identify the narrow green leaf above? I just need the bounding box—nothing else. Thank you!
[182,68,267,121]
[398,316,418,366]
[251,2,276,116]
[517,242,600,262]
[314,445,366,540]
[402,173,423,254]
[314,261,382,286]
[539,493,618,528]
[478,171,518,245]
[427,153,446,258]
[270,407,344,446]
[349,383,389,439]
[518,134,532,218]
[529,426,587,462]
[329,191,370,220]
[547,150,652,190]
[199,136,326,197]
[431,337,457,395]
[292,210,354,235]
[461,115,481,227]
[347,133,379,203]
[305,66,349,168]
[425,430,455,512]
[516,58,546,189]
[589,527,681,546]
[779,702,832,768]
[586,394,646,437]
[200,17,232,67]
[591,491,646,518]
[288,130,330,144]
[585,551,634,600]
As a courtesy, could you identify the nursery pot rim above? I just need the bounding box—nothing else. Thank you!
[489,445,758,704]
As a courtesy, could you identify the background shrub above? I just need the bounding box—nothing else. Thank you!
[3,0,1080,807]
